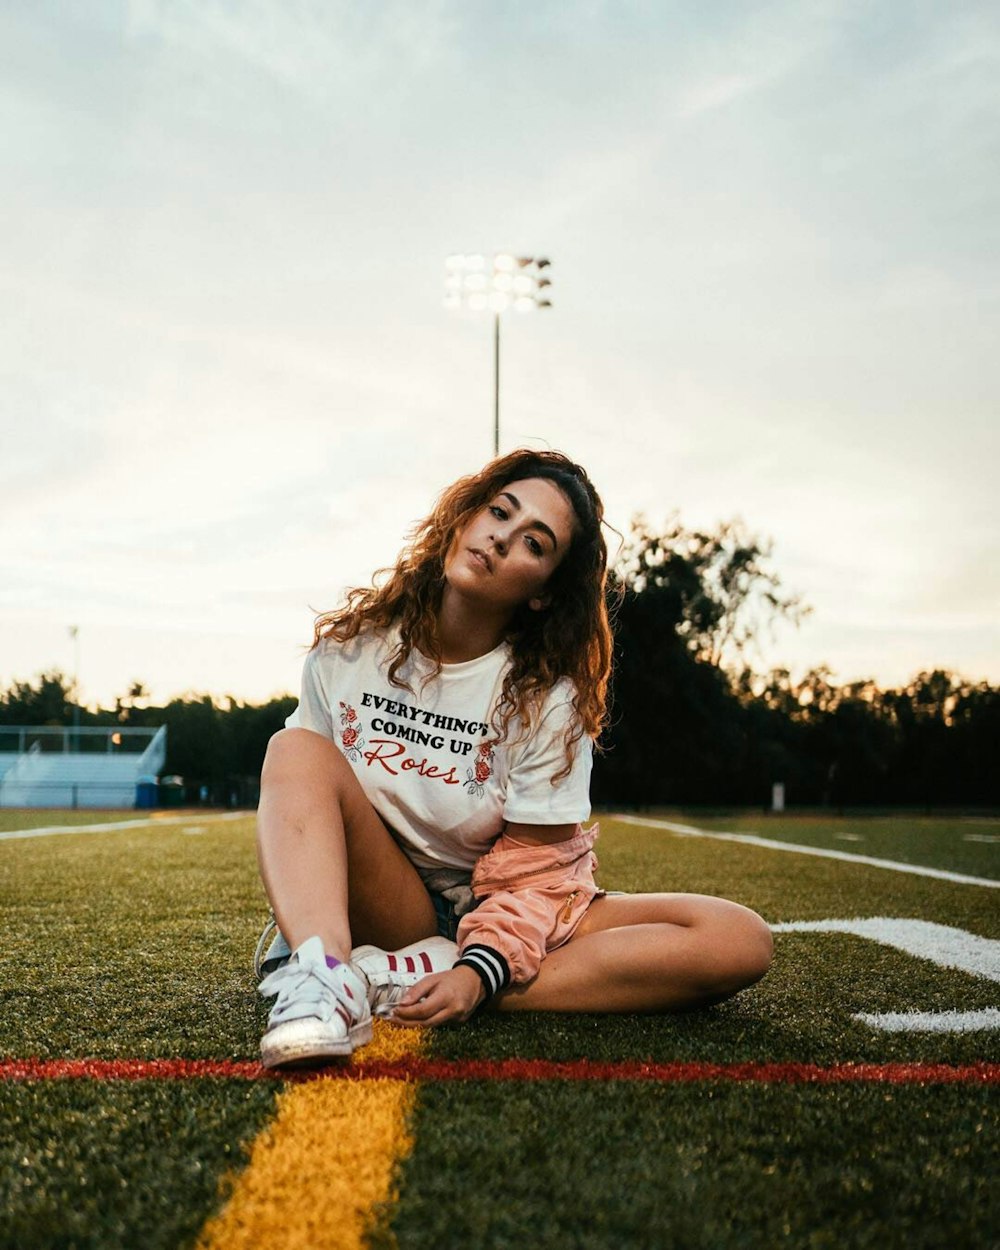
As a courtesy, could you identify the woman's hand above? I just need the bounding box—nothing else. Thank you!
[385,965,486,1026]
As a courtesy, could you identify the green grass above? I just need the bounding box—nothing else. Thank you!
[1,811,997,1247]
[380,1082,997,1250]
[0,1081,276,1250]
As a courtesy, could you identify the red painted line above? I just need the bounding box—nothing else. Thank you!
[2,1057,997,1085]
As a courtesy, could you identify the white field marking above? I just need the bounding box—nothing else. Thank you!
[772,918,1000,1034]
[834,833,864,841]
[853,1008,1000,1033]
[612,815,1000,888]
[770,918,1000,982]
[0,812,248,841]
[964,833,1000,843]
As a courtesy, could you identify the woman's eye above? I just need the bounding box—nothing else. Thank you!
[489,505,507,520]
[525,536,542,555]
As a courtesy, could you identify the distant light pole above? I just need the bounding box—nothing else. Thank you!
[444,253,552,456]
[69,625,80,748]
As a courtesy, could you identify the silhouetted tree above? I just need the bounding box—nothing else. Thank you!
[594,515,808,805]
[615,514,810,672]
[0,670,76,726]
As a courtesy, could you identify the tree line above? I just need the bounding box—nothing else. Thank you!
[2,517,996,808]
[594,517,998,808]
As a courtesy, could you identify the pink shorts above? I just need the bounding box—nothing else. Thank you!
[456,823,601,984]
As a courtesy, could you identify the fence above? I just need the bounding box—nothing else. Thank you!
[0,725,167,809]
[0,726,159,755]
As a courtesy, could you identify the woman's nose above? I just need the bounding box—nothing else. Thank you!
[491,531,508,556]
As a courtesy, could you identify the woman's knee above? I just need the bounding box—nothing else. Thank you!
[716,904,773,992]
[262,727,348,785]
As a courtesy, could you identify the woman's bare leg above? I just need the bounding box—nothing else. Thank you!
[256,728,437,963]
[494,893,773,1013]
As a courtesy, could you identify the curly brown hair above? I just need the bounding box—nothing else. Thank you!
[312,449,614,775]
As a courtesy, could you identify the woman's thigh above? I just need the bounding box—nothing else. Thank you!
[263,727,437,949]
[345,790,437,945]
[493,890,772,1013]
[570,889,774,986]
[571,890,769,939]
[339,772,439,949]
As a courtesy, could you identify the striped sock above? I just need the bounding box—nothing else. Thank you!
[456,944,510,998]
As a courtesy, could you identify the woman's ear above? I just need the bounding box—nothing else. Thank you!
[528,595,551,612]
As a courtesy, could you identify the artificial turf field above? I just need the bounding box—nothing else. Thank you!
[1,808,996,1249]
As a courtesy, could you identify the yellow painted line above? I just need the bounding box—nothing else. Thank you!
[196,1022,425,1250]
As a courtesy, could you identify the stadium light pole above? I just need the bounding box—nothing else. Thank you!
[444,253,552,457]
[69,624,80,750]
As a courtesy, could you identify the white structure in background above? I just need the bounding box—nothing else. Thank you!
[443,253,553,456]
[0,726,167,808]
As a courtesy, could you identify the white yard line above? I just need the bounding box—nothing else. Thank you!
[0,811,249,841]
[771,918,1000,982]
[611,815,1000,888]
[852,1008,1000,1033]
[774,918,1000,1034]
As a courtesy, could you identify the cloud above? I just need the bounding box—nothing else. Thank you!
[675,73,766,118]
[123,0,460,102]
[2,1,998,702]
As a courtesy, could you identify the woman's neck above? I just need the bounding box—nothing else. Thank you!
[435,586,510,664]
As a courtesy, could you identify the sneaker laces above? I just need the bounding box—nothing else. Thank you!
[253,912,278,980]
[259,953,359,1026]
[365,977,411,1010]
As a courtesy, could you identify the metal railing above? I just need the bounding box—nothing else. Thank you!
[0,726,160,755]
[2,781,156,808]
[0,725,168,809]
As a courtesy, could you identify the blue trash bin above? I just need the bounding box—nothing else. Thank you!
[136,775,158,809]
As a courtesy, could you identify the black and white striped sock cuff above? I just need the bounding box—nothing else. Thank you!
[455,945,511,998]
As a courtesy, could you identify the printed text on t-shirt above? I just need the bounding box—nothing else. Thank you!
[360,692,490,742]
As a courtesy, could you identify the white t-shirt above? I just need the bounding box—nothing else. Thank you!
[285,628,593,871]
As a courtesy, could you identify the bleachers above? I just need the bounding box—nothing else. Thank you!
[0,726,167,808]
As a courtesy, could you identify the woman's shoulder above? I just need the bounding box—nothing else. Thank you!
[540,674,580,713]
[307,624,395,671]
[515,676,583,739]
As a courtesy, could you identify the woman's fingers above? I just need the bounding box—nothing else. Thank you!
[396,972,446,1009]
[388,967,484,1025]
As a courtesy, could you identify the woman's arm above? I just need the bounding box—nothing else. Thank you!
[502,820,579,846]
[389,823,599,1025]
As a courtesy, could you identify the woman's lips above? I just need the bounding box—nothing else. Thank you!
[468,548,492,572]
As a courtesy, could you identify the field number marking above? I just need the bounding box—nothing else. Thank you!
[773,917,1000,1033]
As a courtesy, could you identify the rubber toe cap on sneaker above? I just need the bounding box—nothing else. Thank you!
[260,1013,373,1069]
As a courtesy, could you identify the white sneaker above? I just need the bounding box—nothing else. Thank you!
[258,935,372,1068]
[351,936,458,1017]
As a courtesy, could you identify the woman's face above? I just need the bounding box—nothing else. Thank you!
[444,476,576,614]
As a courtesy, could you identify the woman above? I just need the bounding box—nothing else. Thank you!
[256,449,772,1068]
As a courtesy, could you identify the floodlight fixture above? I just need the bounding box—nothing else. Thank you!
[443,252,554,455]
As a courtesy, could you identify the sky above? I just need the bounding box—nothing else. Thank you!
[2,0,998,710]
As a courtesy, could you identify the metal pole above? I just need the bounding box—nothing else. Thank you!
[493,312,500,457]
[71,625,80,751]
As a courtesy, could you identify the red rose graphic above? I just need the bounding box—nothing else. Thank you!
[344,705,357,722]
[342,727,358,748]
[478,742,492,757]
[474,759,490,784]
